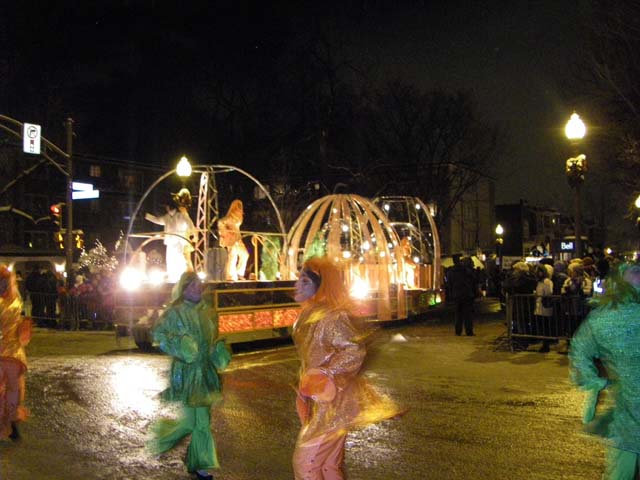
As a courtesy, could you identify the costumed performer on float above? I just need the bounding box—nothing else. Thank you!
[145,188,196,283]
[0,264,32,441]
[217,199,249,281]
[292,256,403,480]
[569,261,640,479]
[148,271,231,480]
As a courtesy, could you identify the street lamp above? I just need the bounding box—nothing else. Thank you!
[176,156,192,177]
[495,224,504,267]
[565,112,587,258]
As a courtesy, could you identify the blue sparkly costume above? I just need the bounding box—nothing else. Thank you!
[570,263,640,479]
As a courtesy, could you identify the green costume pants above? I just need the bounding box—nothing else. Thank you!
[150,405,219,473]
[604,447,639,480]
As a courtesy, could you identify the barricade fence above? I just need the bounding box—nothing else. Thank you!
[23,291,115,330]
[507,293,592,346]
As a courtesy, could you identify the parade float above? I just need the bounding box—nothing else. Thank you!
[114,161,299,349]
[282,194,442,322]
[114,161,443,349]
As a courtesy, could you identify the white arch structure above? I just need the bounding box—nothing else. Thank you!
[283,193,407,321]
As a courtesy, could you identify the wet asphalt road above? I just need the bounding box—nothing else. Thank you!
[1,301,605,479]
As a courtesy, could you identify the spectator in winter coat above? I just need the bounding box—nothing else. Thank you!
[445,255,478,336]
[562,261,593,337]
[552,261,569,296]
[534,264,554,353]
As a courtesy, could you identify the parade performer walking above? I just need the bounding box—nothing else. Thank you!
[569,261,640,479]
[148,271,230,479]
[292,256,402,480]
[0,264,32,441]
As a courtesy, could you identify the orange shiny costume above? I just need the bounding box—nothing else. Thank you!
[292,257,402,480]
[0,264,31,440]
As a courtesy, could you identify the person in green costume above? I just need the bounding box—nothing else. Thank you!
[569,261,640,479]
[149,271,231,479]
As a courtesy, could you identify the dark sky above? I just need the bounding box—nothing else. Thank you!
[338,1,584,206]
[1,1,586,207]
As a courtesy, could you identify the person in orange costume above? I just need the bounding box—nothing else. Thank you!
[292,257,403,480]
[0,264,32,441]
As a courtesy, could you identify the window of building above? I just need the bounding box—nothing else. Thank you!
[118,169,142,192]
[89,165,101,177]
[24,230,49,250]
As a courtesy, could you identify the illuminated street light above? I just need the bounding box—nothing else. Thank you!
[565,112,587,258]
[176,156,192,177]
[565,113,586,140]
[495,224,504,267]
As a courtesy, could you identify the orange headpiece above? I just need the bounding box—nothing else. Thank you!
[0,264,18,300]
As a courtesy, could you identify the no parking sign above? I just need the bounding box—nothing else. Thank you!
[23,123,41,154]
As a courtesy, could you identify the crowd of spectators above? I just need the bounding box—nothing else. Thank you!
[19,267,117,329]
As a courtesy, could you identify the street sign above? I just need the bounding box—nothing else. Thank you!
[72,181,100,200]
[23,123,41,154]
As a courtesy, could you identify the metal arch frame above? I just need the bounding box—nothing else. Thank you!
[373,195,442,289]
[124,164,287,274]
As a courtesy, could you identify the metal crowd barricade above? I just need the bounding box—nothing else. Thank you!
[506,293,592,350]
[25,290,115,330]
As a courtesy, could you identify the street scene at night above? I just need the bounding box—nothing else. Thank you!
[1,303,605,480]
[2,2,640,480]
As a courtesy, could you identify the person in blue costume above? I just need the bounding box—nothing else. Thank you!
[569,261,640,479]
[149,271,231,479]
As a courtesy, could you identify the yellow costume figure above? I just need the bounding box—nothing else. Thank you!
[217,199,249,281]
[292,257,402,480]
[0,264,31,441]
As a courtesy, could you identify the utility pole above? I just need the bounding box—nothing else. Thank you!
[65,118,74,293]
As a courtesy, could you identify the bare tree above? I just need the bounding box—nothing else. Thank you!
[573,1,640,191]
[361,81,504,230]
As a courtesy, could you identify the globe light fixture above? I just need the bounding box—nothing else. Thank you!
[495,224,504,236]
[176,156,192,177]
[565,113,586,140]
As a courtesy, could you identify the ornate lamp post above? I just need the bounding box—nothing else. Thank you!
[495,223,504,268]
[565,112,587,258]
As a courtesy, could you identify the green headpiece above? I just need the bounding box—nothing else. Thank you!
[592,261,640,309]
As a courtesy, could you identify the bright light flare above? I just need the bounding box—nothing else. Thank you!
[148,268,166,286]
[176,156,192,177]
[120,267,145,291]
[350,278,370,300]
[565,113,586,140]
[197,271,207,280]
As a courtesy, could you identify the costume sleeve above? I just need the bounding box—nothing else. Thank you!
[319,311,366,379]
[145,212,166,226]
[152,307,199,363]
[569,318,608,423]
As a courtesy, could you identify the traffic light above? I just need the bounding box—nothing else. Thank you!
[75,232,84,250]
[50,203,63,227]
[53,231,64,250]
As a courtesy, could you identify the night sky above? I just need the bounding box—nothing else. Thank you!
[1,1,586,207]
